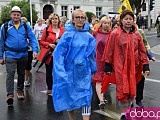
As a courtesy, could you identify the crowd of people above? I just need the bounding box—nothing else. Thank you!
[0,5,156,120]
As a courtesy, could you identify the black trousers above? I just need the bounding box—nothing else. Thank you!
[136,76,145,102]
[45,58,53,90]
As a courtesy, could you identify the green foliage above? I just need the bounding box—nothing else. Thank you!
[85,11,95,23]
[0,0,38,24]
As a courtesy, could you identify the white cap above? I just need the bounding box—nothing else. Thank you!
[10,6,22,14]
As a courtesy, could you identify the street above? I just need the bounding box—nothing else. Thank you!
[0,28,160,120]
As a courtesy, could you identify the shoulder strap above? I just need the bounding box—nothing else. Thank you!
[46,26,49,37]
[23,22,27,32]
[4,22,9,39]
[23,22,28,39]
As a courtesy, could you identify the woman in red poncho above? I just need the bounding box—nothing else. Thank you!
[101,10,150,120]
[92,16,112,109]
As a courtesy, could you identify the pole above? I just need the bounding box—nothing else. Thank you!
[148,0,151,30]
[30,0,33,28]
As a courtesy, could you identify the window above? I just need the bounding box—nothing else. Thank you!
[74,6,80,10]
[96,7,102,17]
[61,6,68,18]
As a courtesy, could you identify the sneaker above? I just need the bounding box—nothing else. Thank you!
[17,91,25,100]
[24,81,31,87]
[120,115,127,120]
[103,98,108,104]
[46,90,52,94]
[99,101,106,110]
[136,101,143,107]
[6,94,14,106]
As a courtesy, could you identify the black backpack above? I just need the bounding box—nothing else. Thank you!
[4,21,29,52]
[4,21,28,40]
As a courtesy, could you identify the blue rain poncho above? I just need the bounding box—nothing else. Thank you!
[52,22,97,112]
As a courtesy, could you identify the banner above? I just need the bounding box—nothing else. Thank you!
[118,0,133,14]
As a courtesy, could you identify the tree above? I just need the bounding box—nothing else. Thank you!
[129,0,145,15]
[85,11,95,23]
[0,0,38,25]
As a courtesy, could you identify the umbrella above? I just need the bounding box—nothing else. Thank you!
[36,48,53,72]
[33,60,39,67]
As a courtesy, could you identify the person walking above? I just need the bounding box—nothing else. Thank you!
[134,15,155,107]
[136,12,144,29]
[21,17,33,87]
[37,13,65,94]
[155,12,160,37]
[52,9,97,120]
[92,16,112,109]
[101,10,150,120]
[33,18,47,41]
[0,6,38,106]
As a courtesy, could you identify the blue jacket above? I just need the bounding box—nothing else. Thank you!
[52,22,97,112]
[0,20,38,59]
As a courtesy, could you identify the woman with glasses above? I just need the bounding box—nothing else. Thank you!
[52,9,97,120]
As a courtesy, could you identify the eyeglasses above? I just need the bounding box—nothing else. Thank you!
[74,16,86,20]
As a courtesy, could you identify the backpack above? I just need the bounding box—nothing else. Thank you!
[4,21,29,52]
[4,21,28,40]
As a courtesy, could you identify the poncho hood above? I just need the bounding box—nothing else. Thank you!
[65,22,90,32]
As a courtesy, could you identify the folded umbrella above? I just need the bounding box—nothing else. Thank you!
[36,48,53,72]
[33,60,38,67]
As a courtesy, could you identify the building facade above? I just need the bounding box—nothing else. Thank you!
[0,0,113,20]
[31,0,113,20]
[0,0,159,24]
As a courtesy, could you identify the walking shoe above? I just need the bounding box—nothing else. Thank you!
[24,80,31,87]
[103,98,108,104]
[17,91,25,100]
[46,90,52,94]
[6,94,14,106]
[99,101,106,110]
[136,101,143,107]
[120,115,127,120]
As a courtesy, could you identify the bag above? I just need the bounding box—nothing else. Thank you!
[4,21,28,40]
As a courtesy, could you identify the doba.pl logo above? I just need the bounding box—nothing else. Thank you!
[125,107,160,120]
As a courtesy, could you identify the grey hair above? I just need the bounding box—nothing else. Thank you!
[72,9,86,20]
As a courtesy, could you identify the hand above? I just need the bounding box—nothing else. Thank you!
[49,44,56,49]
[56,39,60,43]
[144,70,150,76]
[0,59,4,65]
[106,72,112,76]
[33,52,37,59]
[151,57,156,61]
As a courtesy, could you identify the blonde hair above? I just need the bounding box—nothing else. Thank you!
[48,13,61,28]
[37,18,43,22]
[99,16,112,28]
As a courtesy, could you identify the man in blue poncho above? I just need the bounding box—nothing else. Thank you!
[52,9,97,120]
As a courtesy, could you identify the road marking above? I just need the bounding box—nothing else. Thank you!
[94,109,121,120]
[146,78,160,83]
[40,90,52,96]
[146,35,157,37]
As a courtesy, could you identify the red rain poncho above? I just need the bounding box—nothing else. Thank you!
[101,26,149,102]
[92,28,111,83]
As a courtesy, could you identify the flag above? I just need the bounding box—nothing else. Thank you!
[118,0,133,14]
